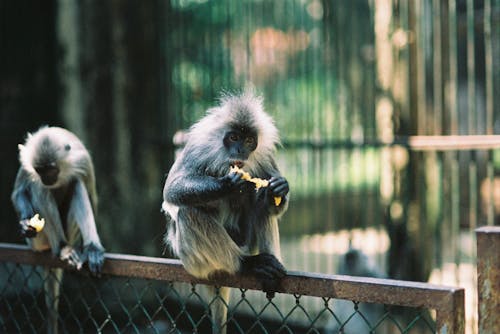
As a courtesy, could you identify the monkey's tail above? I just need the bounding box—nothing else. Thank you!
[43,267,63,334]
[207,286,231,334]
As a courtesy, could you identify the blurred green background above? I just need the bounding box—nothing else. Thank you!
[0,1,499,331]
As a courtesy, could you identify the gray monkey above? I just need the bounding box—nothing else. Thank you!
[11,126,104,334]
[162,91,289,334]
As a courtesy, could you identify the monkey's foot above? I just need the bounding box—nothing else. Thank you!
[82,243,105,276]
[241,253,286,297]
[60,245,83,270]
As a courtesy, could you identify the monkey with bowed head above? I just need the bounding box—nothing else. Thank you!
[162,91,289,334]
[11,126,105,334]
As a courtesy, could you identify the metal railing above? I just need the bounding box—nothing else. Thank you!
[0,242,465,333]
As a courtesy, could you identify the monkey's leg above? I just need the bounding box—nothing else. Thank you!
[206,285,231,334]
[43,267,63,334]
[241,253,286,297]
[176,209,243,278]
[67,179,104,274]
[254,217,282,260]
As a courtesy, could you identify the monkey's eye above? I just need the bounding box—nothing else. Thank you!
[245,137,255,145]
[229,134,239,142]
[64,144,71,151]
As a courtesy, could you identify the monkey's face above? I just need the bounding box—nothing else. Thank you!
[34,162,60,186]
[30,138,72,188]
[33,142,71,187]
[223,126,258,164]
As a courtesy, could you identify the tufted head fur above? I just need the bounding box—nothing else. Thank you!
[181,91,280,177]
[18,126,95,192]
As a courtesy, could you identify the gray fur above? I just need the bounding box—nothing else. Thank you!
[12,126,104,263]
[11,126,105,334]
[162,91,289,334]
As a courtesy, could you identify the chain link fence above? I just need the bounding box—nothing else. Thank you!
[0,243,464,334]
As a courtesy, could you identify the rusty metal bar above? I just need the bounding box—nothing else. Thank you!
[476,226,500,333]
[176,135,500,151]
[0,242,465,333]
[404,135,500,151]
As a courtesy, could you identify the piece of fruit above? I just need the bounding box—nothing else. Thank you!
[230,165,282,206]
[28,214,45,232]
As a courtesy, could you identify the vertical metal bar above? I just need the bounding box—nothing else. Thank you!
[476,226,500,333]
[483,0,494,135]
[469,155,478,334]
[432,0,442,134]
[436,151,444,271]
[416,0,427,134]
[451,155,460,283]
[436,288,465,334]
[469,159,478,236]
[486,162,495,226]
[244,1,251,81]
[418,150,427,265]
[448,0,458,135]
[441,150,452,281]
[466,0,476,134]
[398,0,411,134]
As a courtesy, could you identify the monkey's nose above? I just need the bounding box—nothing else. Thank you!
[35,164,59,186]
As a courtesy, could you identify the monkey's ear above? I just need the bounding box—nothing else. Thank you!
[18,144,25,152]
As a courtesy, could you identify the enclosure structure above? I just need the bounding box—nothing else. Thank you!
[0,242,465,334]
[1,0,499,333]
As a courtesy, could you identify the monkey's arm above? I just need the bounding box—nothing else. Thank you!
[11,170,36,221]
[67,179,104,274]
[247,175,288,294]
[12,173,69,253]
[164,172,245,206]
[11,170,40,238]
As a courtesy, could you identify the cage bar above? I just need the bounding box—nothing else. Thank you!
[476,226,500,333]
[0,242,465,333]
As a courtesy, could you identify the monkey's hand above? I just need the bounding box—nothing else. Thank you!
[60,245,83,270]
[267,177,289,205]
[220,172,249,194]
[241,253,286,298]
[19,219,37,238]
[81,243,105,276]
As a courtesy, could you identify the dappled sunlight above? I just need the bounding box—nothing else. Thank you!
[429,262,477,334]
[300,227,390,256]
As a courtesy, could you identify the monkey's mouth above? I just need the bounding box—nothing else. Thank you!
[35,165,59,186]
[230,160,245,168]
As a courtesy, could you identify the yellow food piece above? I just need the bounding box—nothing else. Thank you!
[230,165,282,206]
[28,214,45,232]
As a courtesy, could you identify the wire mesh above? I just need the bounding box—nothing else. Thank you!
[0,260,442,334]
[0,1,496,333]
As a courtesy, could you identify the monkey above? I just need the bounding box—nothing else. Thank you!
[11,126,105,334]
[326,246,386,334]
[162,91,289,334]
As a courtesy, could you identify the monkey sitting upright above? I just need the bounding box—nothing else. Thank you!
[11,126,105,273]
[162,91,289,334]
